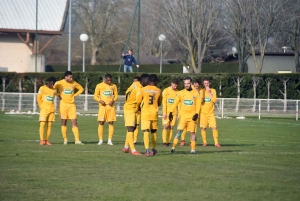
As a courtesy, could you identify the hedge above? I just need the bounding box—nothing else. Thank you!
[1,72,299,99]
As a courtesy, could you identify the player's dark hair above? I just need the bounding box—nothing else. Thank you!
[128,49,133,52]
[64,71,72,77]
[134,76,141,81]
[184,77,192,82]
[149,74,158,83]
[194,78,202,84]
[172,78,180,85]
[140,74,149,79]
[105,74,112,79]
[47,77,57,83]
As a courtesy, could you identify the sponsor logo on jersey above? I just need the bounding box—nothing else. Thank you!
[183,99,194,105]
[168,98,175,104]
[63,89,72,94]
[204,98,211,102]
[103,90,112,96]
[45,96,54,102]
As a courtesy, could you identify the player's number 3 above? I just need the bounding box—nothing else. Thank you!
[149,95,154,105]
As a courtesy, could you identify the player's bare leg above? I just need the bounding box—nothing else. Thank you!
[61,119,68,144]
[98,121,105,145]
[190,132,196,154]
[212,127,221,147]
[107,122,114,145]
[170,130,183,153]
[71,119,83,145]
[201,128,207,146]
[151,129,157,156]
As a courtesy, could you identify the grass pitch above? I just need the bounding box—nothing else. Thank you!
[0,113,299,201]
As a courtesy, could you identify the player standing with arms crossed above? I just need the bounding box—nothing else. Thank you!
[200,78,221,147]
[162,78,180,147]
[94,74,118,145]
[37,77,57,145]
[169,77,201,154]
[54,71,84,145]
[136,74,162,157]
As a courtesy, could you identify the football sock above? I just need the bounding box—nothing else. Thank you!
[201,130,207,144]
[134,125,139,142]
[191,141,196,151]
[144,131,150,150]
[162,129,167,143]
[181,128,187,141]
[98,124,104,141]
[213,129,219,145]
[124,131,129,147]
[61,126,67,142]
[108,124,114,140]
[168,130,173,143]
[127,131,135,151]
[152,133,157,149]
[46,122,52,140]
[39,122,45,140]
[172,137,179,148]
[72,127,80,142]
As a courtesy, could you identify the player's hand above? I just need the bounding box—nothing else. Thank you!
[169,112,173,121]
[163,114,167,119]
[136,65,139,68]
[99,100,106,106]
[108,100,114,106]
[192,114,199,121]
[58,95,62,100]
[206,87,211,93]
[122,53,125,56]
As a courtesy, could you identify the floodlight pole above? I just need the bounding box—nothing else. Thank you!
[137,0,141,72]
[35,0,38,72]
[68,0,72,71]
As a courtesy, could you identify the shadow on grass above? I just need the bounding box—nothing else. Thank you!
[158,149,242,156]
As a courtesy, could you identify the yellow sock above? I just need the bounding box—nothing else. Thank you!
[172,138,179,148]
[134,125,139,142]
[108,124,114,140]
[152,133,157,149]
[201,130,207,144]
[72,127,80,142]
[162,129,167,143]
[46,122,52,140]
[191,141,196,151]
[213,129,219,145]
[39,122,45,140]
[181,128,187,141]
[98,124,104,140]
[124,131,129,147]
[144,131,150,149]
[127,131,135,151]
[61,126,67,142]
[168,130,173,143]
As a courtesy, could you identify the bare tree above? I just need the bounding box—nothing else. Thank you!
[18,79,22,112]
[279,78,289,112]
[234,76,244,112]
[1,77,12,111]
[252,76,261,112]
[31,77,38,113]
[265,77,272,112]
[159,0,221,73]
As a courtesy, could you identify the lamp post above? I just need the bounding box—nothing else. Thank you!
[80,34,89,72]
[158,34,166,73]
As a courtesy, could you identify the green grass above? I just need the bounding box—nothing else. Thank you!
[0,113,299,201]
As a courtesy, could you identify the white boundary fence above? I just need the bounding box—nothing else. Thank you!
[0,92,299,120]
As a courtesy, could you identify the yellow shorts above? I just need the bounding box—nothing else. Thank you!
[98,105,116,122]
[60,101,76,120]
[141,120,158,131]
[136,112,141,125]
[200,113,217,128]
[162,115,176,127]
[39,108,55,122]
[124,110,136,127]
[177,118,196,133]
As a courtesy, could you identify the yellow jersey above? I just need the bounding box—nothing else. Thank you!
[136,85,162,121]
[37,85,56,112]
[162,86,179,115]
[171,89,201,120]
[94,82,118,105]
[54,79,84,104]
[200,88,217,114]
[124,81,143,111]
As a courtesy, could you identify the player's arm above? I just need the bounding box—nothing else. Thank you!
[168,93,180,121]
[211,89,217,103]
[113,85,118,102]
[135,89,143,112]
[93,85,100,102]
[74,82,84,97]
[53,81,62,99]
[192,93,201,121]
[162,89,167,118]
[37,87,43,108]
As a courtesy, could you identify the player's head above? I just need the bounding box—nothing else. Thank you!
[46,77,57,88]
[148,74,158,86]
[183,77,192,90]
[203,78,210,88]
[64,71,73,82]
[128,49,133,55]
[193,78,201,91]
[133,76,140,82]
[140,74,149,87]
[171,78,180,90]
[104,74,112,85]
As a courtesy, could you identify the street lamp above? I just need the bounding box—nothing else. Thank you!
[158,34,166,73]
[80,33,89,72]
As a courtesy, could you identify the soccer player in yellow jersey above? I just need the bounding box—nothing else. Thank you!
[37,77,57,145]
[162,78,180,147]
[200,78,221,147]
[180,79,201,146]
[132,76,142,144]
[54,71,84,145]
[122,74,149,155]
[136,74,162,157]
[169,77,201,154]
[94,74,118,145]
